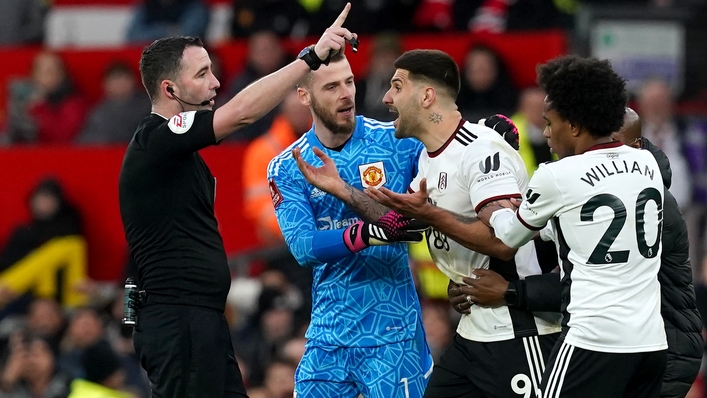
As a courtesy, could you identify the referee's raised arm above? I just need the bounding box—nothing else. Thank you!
[212,2,356,141]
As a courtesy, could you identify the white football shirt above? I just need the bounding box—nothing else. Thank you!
[490,141,667,353]
[411,120,562,342]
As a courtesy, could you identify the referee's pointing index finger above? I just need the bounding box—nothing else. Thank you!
[331,2,351,28]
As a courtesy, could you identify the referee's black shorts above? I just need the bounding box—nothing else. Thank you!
[133,302,248,398]
[424,332,559,398]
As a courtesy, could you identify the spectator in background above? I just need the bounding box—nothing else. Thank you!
[246,359,296,398]
[67,340,133,398]
[243,89,311,244]
[231,0,310,38]
[637,78,693,209]
[355,32,402,121]
[511,86,553,177]
[225,30,289,142]
[637,78,707,277]
[233,278,301,387]
[125,0,209,44]
[5,51,87,144]
[0,332,72,398]
[449,0,571,33]
[310,0,419,35]
[0,0,45,46]
[57,307,104,380]
[0,178,88,314]
[24,299,65,352]
[77,61,151,145]
[456,44,518,123]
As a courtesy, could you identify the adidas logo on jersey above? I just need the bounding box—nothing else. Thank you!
[310,187,326,199]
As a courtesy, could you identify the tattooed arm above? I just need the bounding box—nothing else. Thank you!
[340,183,391,223]
[292,146,391,223]
[409,203,516,261]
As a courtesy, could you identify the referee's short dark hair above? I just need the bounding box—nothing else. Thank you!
[139,36,204,102]
[537,55,627,138]
[394,49,461,100]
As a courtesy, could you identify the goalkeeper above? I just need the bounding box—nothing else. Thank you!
[266,50,431,397]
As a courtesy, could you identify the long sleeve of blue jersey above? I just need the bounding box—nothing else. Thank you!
[267,165,352,267]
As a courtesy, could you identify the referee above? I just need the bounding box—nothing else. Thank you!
[118,4,356,397]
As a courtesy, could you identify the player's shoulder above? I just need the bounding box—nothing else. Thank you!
[360,116,422,151]
[360,116,395,135]
[459,120,509,149]
[457,121,516,162]
[267,133,310,178]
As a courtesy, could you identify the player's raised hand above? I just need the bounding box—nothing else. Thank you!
[365,178,433,220]
[292,146,346,196]
[314,2,357,61]
[479,114,519,150]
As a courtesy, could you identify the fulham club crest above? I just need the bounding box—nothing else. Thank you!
[358,161,387,188]
[438,172,448,191]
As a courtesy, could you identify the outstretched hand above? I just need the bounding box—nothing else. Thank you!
[314,2,358,61]
[365,178,433,220]
[292,147,346,196]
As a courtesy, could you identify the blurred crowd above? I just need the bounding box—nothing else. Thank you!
[1,0,707,397]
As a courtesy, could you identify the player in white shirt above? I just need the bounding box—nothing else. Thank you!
[303,49,562,398]
[478,55,668,397]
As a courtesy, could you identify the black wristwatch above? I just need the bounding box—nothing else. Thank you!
[298,45,329,71]
[504,281,519,307]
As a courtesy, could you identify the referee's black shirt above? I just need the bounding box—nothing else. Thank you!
[119,111,230,312]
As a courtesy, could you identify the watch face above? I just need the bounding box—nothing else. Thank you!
[298,47,311,58]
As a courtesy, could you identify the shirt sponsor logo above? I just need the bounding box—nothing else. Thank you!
[525,189,540,204]
[358,161,387,188]
[316,216,359,230]
[269,178,284,209]
[478,152,501,174]
[476,170,511,183]
[168,111,196,134]
[438,172,448,191]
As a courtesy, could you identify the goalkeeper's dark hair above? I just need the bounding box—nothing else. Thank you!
[537,55,627,138]
[394,49,460,100]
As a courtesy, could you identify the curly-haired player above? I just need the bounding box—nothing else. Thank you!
[478,55,668,397]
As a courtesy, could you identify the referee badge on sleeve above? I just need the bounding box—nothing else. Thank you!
[168,111,196,134]
[358,161,387,188]
[269,178,284,209]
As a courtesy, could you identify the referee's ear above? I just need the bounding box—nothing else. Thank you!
[160,80,175,100]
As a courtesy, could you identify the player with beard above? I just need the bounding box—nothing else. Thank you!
[266,50,433,397]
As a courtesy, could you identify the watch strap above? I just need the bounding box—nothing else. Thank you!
[299,45,333,71]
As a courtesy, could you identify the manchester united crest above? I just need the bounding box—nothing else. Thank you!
[358,161,387,188]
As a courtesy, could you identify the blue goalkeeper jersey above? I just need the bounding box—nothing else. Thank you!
[267,116,425,348]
